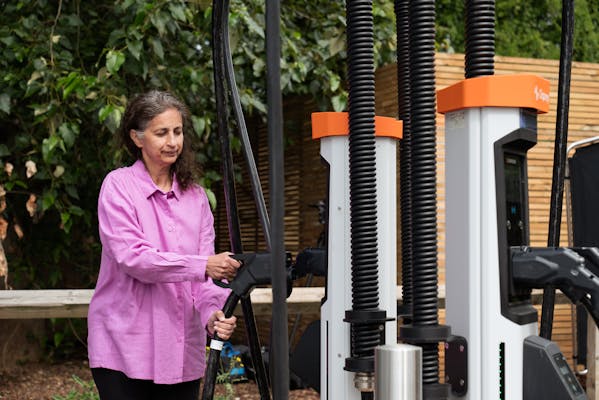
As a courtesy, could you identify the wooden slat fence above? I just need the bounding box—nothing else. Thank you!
[3,52,599,393]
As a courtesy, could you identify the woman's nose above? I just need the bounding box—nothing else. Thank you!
[166,132,176,145]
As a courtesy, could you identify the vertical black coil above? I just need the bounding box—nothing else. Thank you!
[408,0,440,384]
[395,0,413,320]
[345,0,381,360]
[465,0,495,78]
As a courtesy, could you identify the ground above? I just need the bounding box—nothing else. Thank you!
[0,359,320,400]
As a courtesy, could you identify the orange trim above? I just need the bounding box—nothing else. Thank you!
[437,74,550,114]
[311,112,403,140]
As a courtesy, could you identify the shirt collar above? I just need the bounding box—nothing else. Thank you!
[131,159,180,200]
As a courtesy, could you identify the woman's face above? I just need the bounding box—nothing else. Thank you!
[131,107,184,171]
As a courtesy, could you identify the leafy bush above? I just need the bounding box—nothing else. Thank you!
[0,0,396,290]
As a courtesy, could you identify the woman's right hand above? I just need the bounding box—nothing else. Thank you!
[206,252,241,281]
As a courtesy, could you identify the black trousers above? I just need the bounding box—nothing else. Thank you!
[91,368,201,400]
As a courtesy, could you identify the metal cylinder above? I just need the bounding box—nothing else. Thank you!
[375,344,422,400]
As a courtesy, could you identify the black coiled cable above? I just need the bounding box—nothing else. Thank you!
[465,0,495,78]
[395,0,413,321]
[345,0,383,371]
[407,0,443,386]
[408,0,438,326]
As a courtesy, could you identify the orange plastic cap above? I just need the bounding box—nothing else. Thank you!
[311,112,403,140]
[437,74,550,114]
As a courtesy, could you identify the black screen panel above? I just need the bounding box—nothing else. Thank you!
[569,142,599,368]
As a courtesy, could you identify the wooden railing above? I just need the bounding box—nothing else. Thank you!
[0,287,333,319]
[2,286,596,398]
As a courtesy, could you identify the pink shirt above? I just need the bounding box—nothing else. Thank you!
[87,160,229,384]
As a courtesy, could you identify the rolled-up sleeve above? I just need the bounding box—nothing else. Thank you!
[98,172,208,284]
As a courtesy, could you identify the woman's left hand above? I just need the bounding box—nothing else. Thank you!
[207,310,237,340]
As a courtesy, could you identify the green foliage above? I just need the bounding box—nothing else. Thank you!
[215,372,236,400]
[52,375,99,400]
[436,0,599,62]
[41,318,88,362]
[0,0,396,290]
[1,0,595,291]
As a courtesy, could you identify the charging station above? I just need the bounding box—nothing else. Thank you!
[439,75,551,399]
[312,112,402,400]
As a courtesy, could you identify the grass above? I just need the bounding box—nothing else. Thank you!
[52,375,98,400]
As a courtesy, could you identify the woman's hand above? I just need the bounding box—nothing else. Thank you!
[206,252,241,281]
[207,310,237,340]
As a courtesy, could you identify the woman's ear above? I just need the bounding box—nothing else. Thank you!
[130,129,143,148]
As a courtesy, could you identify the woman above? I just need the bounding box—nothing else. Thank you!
[88,90,241,399]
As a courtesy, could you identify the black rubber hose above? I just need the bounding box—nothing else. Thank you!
[212,0,240,253]
[201,293,241,400]
[265,1,289,399]
[465,0,495,78]
[540,0,574,340]
[395,0,413,321]
[211,1,271,398]
[345,0,382,368]
[222,0,271,250]
[408,0,441,385]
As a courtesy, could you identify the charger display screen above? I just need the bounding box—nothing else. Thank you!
[504,154,525,246]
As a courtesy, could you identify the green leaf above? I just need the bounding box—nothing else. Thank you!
[62,74,82,99]
[245,15,265,39]
[331,94,347,112]
[150,12,167,36]
[106,50,126,74]
[330,74,341,92]
[0,35,15,46]
[107,29,126,47]
[122,0,136,9]
[0,144,9,157]
[42,191,56,211]
[150,38,164,60]
[68,205,84,216]
[42,135,62,161]
[192,115,206,135]
[0,93,10,114]
[64,13,83,27]
[328,36,345,57]
[205,188,217,210]
[60,212,71,227]
[168,3,187,21]
[53,332,64,348]
[103,105,124,133]
[127,39,143,60]
[98,104,114,123]
[65,185,79,200]
[33,103,51,117]
[6,181,28,191]
[58,123,79,148]
[252,58,265,77]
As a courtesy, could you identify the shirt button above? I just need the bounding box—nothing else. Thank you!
[168,225,174,232]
